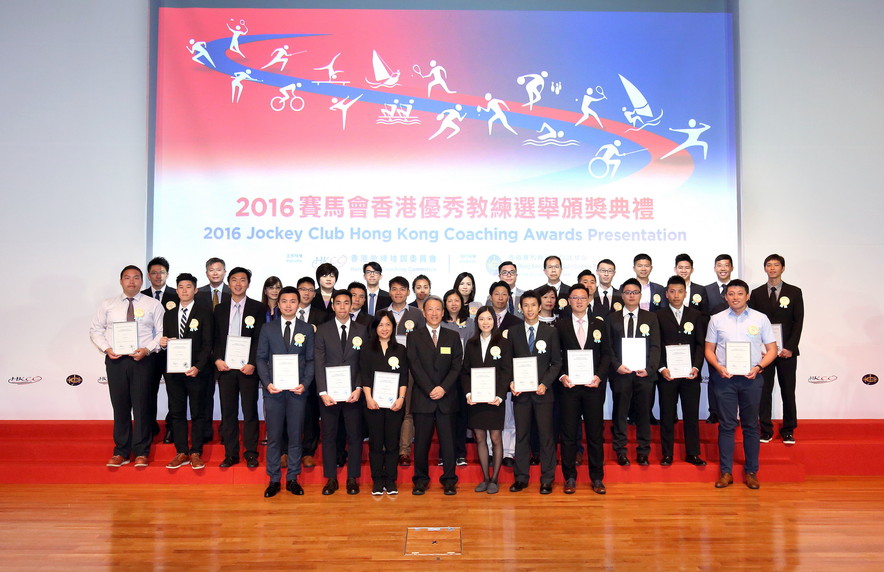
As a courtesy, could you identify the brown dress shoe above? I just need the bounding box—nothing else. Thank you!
[106,455,129,467]
[302,455,315,468]
[563,479,576,494]
[398,454,411,467]
[715,473,734,488]
[280,454,288,468]
[166,453,190,469]
[190,453,206,470]
[134,456,149,468]
[744,472,761,489]
[591,480,606,495]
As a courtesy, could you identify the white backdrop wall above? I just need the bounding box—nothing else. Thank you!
[1,1,881,419]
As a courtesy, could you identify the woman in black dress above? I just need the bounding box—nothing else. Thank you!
[360,310,408,495]
[461,306,513,493]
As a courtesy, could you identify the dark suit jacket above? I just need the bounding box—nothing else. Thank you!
[605,308,661,382]
[358,342,408,391]
[506,321,562,403]
[406,326,463,414]
[142,285,179,307]
[314,318,369,394]
[493,310,524,333]
[556,314,611,382]
[647,282,667,312]
[352,310,373,328]
[748,282,804,355]
[161,301,213,374]
[705,282,728,315]
[366,289,392,315]
[461,335,513,402]
[196,284,231,307]
[387,306,426,337]
[212,296,264,368]
[255,317,315,391]
[536,283,571,315]
[656,306,707,374]
[685,282,710,316]
[593,291,624,318]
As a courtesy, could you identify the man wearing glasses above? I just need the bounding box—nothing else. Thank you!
[295,276,326,468]
[487,260,523,314]
[362,262,391,316]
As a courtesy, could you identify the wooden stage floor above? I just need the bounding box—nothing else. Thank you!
[2,478,883,570]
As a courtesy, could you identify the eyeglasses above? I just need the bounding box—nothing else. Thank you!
[568,296,588,301]
[364,270,380,276]
[545,265,561,270]
[596,269,614,274]
[621,290,641,295]
[499,270,517,277]
[298,287,315,293]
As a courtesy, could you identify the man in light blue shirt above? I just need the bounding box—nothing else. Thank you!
[705,279,778,490]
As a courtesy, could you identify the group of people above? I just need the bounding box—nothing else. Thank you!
[89,251,803,496]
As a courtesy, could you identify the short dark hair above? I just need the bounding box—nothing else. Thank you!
[543,255,562,269]
[568,284,589,297]
[764,253,786,266]
[296,276,315,288]
[714,254,733,264]
[666,275,686,288]
[227,267,252,283]
[388,276,409,290]
[205,257,225,269]
[633,253,652,265]
[363,261,383,274]
[347,281,367,294]
[412,274,431,289]
[316,263,339,281]
[577,269,595,282]
[620,278,641,291]
[147,256,170,272]
[674,253,693,267]
[488,280,511,296]
[176,272,198,288]
[725,279,749,294]
[279,285,300,302]
[520,288,541,306]
[331,289,351,302]
[498,260,517,273]
[535,285,555,300]
[597,258,616,269]
[120,265,142,279]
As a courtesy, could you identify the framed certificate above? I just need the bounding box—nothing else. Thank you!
[665,345,692,379]
[325,365,352,402]
[513,357,538,393]
[166,338,192,373]
[272,354,300,390]
[111,321,138,355]
[470,367,497,403]
[567,350,594,385]
[771,323,784,353]
[725,341,752,376]
[372,372,399,408]
[621,338,647,371]
[225,335,251,370]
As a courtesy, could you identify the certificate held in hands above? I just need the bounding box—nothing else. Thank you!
[325,366,352,402]
[225,335,251,370]
[372,372,399,408]
[470,367,497,403]
[725,341,751,376]
[567,350,594,385]
[166,338,192,373]
[112,321,138,355]
[665,345,692,379]
[621,338,647,371]
[272,354,300,390]
[513,357,538,393]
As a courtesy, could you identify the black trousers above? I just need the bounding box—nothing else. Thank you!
[413,409,457,487]
[364,407,405,484]
[611,375,653,456]
[513,398,555,484]
[165,371,210,455]
[264,390,307,482]
[759,356,798,435]
[218,370,259,460]
[302,382,321,456]
[319,400,363,479]
[105,355,153,458]
[560,381,607,482]
[658,377,701,457]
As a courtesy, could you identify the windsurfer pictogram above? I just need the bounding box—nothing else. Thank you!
[619,74,664,132]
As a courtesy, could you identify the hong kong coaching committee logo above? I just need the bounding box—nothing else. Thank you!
[7,376,42,385]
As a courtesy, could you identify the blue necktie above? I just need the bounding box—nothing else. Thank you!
[368,293,376,315]
[528,326,535,353]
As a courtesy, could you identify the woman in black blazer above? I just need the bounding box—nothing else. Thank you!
[360,310,408,495]
[461,306,513,494]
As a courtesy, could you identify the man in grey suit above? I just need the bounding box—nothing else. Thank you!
[256,286,315,497]
[196,256,230,442]
[315,289,368,495]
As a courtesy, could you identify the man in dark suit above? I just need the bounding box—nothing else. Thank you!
[159,273,213,471]
[256,286,315,497]
[595,259,620,315]
[704,253,736,423]
[657,276,707,467]
[486,260,524,315]
[633,253,666,312]
[347,282,374,327]
[295,276,326,468]
[196,256,230,442]
[212,267,264,468]
[538,255,571,313]
[749,254,804,445]
[606,278,661,466]
[315,289,368,495]
[508,289,562,494]
[141,256,180,442]
[674,253,710,316]
[407,295,463,495]
[363,261,391,316]
[489,281,524,332]
[557,284,610,495]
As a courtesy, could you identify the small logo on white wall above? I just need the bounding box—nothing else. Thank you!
[807,375,837,384]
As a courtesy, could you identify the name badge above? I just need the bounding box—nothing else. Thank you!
[440,346,451,355]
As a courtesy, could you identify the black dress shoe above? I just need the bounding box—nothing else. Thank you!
[509,481,528,492]
[502,457,515,468]
[322,478,339,495]
[263,482,281,498]
[636,454,649,466]
[412,484,426,496]
[539,482,553,495]
[162,428,174,444]
[346,478,360,495]
[246,457,259,469]
[685,455,707,466]
[286,480,304,495]
[219,457,239,468]
[616,453,630,466]
[443,483,457,496]
[529,455,540,466]
[661,456,673,466]
[591,480,606,495]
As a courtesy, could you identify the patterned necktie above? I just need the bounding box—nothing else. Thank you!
[340,324,347,350]
[284,321,292,347]
[180,307,188,338]
[231,303,241,336]
[126,298,135,321]
[298,309,306,322]
[212,289,220,309]
[432,328,438,347]
[627,312,635,338]
[576,318,586,347]
[528,326,535,353]
[508,295,515,314]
